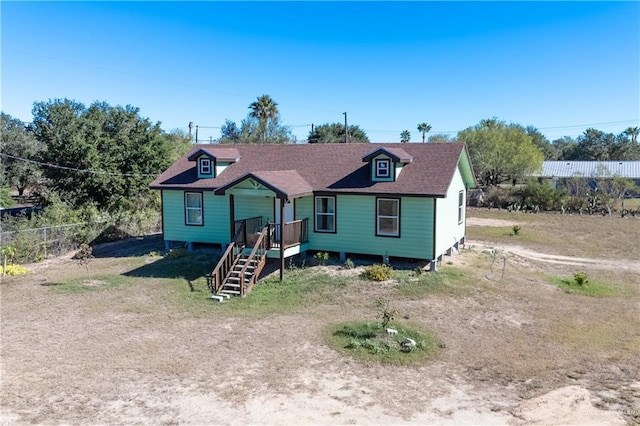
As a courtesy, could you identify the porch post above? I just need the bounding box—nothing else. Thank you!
[229,194,235,241]
[280,197,285,282]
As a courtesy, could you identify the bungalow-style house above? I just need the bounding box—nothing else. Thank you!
[150,143,476,298]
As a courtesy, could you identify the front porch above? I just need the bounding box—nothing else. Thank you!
[234,216,309,258]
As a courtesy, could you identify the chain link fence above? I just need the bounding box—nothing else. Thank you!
[1,223,86,263]
[1,212,162,264]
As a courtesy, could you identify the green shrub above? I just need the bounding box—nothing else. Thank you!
[363,264,393,281]
[512,225,521,235]
[166,248,187,259]
[573,271,588,286]
[343,258,354,270]
[313,251,329,266]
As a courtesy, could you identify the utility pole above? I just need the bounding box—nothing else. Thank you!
[195,125,199,143]
[188,122,193,140]
[343,112,348,143]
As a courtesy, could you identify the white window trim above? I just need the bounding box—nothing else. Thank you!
[375,159,390,178]
[376,198,399,237]
[199,158,212,175]
[315,196,336,233]
[185,192,203,226]
[458,190,464,224]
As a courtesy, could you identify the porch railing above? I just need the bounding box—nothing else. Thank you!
[234,216,263,247]
[268,218,309,249]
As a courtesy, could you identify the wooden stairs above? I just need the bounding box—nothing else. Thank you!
[207,225,268,301]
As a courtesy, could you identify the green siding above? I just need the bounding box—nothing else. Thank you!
[234,195,274,228]
[298,194,434,259]
[162,190,229,244]
[196,157,214,179]
[434,167,466,258]
[369,154,395,182]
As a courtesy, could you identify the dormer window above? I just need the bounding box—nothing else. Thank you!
[375,159,391,178]
[362,147,412,183]
[199,158,212,175]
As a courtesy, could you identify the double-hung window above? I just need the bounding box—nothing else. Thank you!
[185,192,203,226]
[458,190,464,224]
[315,196,336,233]
[375,159,390,178]
[199,158,212,175]
[376,198,400,237]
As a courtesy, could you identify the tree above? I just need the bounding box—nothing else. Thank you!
[220,97,295,144]
[457,118,544,186]
[307,123,370,143]
[624,126,639,144]
[248,95,279,142]
[0,113,44,199]
[427,133,454,143]
[570,128,614,161]
[400,130,411,143]
[417,123,432,143]
[525,126,556,160]
[31,99,177,211]
[219,119,241,143]
[551,136,577,160]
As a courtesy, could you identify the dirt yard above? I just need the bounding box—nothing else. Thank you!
[1,211,639,425]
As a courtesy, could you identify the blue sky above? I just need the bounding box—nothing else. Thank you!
[2,1,639,143]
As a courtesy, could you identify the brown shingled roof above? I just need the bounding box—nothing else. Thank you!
[150,143,472,198]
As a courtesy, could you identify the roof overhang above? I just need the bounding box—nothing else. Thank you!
[213,170,313,200]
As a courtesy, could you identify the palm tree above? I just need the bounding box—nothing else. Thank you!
[400,130,411,143]
[417,123,432,143]
[249,95,279,142]
[624,126,639,144]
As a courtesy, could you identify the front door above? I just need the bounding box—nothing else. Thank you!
[274,199,294,241]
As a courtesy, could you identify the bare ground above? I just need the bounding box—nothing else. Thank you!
[1,220,639,425]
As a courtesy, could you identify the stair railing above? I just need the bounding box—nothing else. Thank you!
[208,242,236,293]
[208,221,247,294]
[238,225,269,297]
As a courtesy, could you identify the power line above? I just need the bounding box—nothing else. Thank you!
[0,153,159,178]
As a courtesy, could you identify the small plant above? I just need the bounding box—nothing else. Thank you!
[313,251,329,266]
[1,246,16,276]
[363,264,393,281]
[512,225,521,236]
[0,264,28,276]
[413,267,423,276]
[343,258,354,270]
[573,271,588,287]
[74,243,94,261]
[166,248,187,259]
[375,297,398,329]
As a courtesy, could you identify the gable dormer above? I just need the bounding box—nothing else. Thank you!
[362,147,413,182]
[187,147,240,179]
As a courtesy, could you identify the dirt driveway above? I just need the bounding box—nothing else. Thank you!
[1,229,638,425]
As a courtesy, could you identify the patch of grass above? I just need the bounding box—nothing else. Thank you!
[214,268,349,317]
[48,274,133,293]
[547,275,622,297]
[395,266,473,298]
[325,321,442,365]
[467,208,640,260]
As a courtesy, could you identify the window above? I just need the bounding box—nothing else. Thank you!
[315,196,335,232]
[376,198,400,237]
[199,158,212,175]
[375,159,390,178]
[458,190,464,224]
[185,192,203,226]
